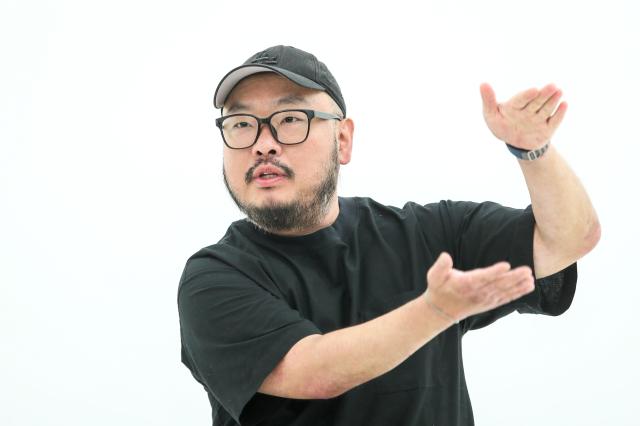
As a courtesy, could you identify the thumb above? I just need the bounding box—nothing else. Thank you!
[427,252,453,284]
[479,82,498,117]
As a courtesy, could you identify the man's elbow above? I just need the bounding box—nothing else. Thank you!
[562,214,601,259]
[580,217,601,256]
[258,367,346,400]
[538,215,601,266]
[308,376,348,399]
[297,366,350,399]
[257,334,349,400]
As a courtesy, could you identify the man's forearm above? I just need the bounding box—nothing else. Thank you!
[518,145,601,277]
[258,294,453,399]
[259,256,534,400]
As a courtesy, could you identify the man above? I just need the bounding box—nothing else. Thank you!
[178,45,600,425]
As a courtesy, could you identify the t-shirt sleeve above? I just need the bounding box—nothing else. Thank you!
[177,256,321,424]
[414,200,577,333]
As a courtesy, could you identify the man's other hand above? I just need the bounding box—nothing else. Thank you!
[424,252,535,322]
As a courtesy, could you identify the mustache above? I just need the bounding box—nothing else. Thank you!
[245,158,295,184]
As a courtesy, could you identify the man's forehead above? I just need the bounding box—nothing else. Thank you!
[225,94,313,114]
[223,73,326,113]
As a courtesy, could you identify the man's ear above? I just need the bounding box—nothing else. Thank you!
[336,118,354,165]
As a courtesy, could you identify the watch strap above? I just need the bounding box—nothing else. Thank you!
[506,141,550,161]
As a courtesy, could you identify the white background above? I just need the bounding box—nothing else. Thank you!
[2,0,638,425]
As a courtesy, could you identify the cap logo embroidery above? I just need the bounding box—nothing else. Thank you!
[251,51,278,65]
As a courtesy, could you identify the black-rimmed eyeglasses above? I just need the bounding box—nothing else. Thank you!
[215,109,342,149]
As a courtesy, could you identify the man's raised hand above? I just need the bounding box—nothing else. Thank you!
[480,83,567,150]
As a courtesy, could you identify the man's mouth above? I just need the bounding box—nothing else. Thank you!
[253,166,286,179]
[246,161,294,184]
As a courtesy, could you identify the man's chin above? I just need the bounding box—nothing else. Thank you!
[241,199,311,233]
[249,190,294,208]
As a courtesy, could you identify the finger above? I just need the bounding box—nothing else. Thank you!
[464,261,513,286]
[476,265,533,292]
[486,267,534,291]
[504,276,536,302]
[489,276,535,307]
[480,83,499,117]
[508,87,539,109]
[525,84,558,113]
[547,101,568,133]
[537,89,563,117]
[427,252,454,285]
[495,265,533,285]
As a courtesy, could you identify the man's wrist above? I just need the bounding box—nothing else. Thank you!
[420,291,459,328]
[506,140,550,161]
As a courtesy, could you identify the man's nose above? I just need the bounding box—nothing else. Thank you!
[252,123,282,157]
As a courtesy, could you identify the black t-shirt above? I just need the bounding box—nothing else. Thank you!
[177,197,577,426]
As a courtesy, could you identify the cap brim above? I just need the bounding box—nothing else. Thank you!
[214,64,325,109]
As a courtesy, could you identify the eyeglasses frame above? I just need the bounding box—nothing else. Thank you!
[215,109,343,149]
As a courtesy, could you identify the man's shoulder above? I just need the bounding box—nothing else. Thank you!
[339,195,419,214]
[181,219,255,272]
[340,195,464,219]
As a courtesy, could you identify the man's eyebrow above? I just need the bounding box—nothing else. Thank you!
[224,102,249,115]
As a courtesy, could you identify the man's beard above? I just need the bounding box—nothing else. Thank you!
[223,144,340,234]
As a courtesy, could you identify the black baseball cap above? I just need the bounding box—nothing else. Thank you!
[214,45,346,116]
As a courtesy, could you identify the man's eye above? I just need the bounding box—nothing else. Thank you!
[232,121,252,129]
[280,116,301,124]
